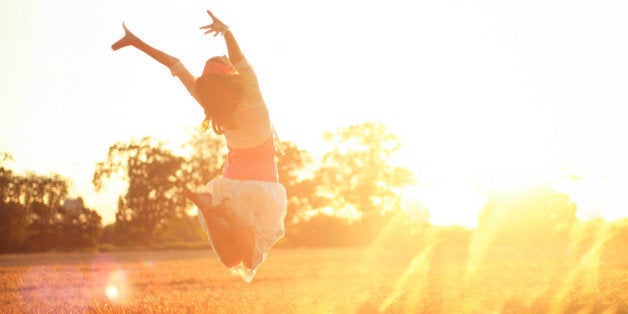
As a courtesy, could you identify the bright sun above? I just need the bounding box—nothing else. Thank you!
[398,115,628,228]
[397,116,564,228]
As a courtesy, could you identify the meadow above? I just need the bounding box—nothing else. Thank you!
[1,227,627,313]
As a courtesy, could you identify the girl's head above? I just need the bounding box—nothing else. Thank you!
[195,56,242,134]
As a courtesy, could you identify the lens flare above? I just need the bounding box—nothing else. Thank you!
[143,259,154,268]
[90,254,130,304]
[105,285,119,299]
[105,269,129,303]
[379,244,434,312]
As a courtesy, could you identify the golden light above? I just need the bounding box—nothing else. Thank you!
[105,269,129,304]
[401,182,486,228]
[105,285,119,300]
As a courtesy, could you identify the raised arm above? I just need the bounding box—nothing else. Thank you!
[111,23,179,68]
[199,10,244,64]
[112,23,197,99]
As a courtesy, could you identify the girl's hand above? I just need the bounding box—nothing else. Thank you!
[199,10,229,37]
[111,23,138,51]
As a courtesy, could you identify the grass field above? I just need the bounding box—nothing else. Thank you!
[1,233,627,313]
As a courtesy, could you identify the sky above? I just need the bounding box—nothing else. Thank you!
[1,0,628,227]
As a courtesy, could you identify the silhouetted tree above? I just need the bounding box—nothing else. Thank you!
[0,157,29,252]
[0,201,29,252]
[172,128,229,243]
[0,153,14,202]
[94,137,187,245]
[12,173,71,251]
[315,122,415,217]
[180,127,226,190]
[276,141,320,224]
[1,161,102,252]
[61,198,102,248]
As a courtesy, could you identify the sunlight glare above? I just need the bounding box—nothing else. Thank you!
[550,221,613,312]
[403,183,485,228]
[397,109,565,227]
[555,158,628,222]
[105,269,129,303]
[105,285,119,300]
[379,244,434,312]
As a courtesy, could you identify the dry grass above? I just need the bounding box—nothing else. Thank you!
[1,233,627,313]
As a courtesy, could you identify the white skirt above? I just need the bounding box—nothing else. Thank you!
[197,177,287,282]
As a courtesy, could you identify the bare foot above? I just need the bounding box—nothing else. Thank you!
[184,190,213,213]
[111,23,137,51]
[185,190,234,220]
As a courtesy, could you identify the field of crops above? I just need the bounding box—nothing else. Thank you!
[1,239,627,313]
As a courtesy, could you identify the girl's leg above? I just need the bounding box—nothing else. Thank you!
[218,201,256,269]
[111,23,178,67]
[185,190,241,267]
[205,217,241,267]
[185,190,255,269]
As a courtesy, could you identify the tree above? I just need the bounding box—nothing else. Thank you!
[13,173,71,251]
[0,201,29,252]
[61,198,102,249]
[0,153,15,202]
[1,162,102,252]
[93,130,227,246]
[180,127,226,190]
[94,137,187,245]
[0,157,28,252]
[315,122,415,217]
[477,184,577,245]
[276,141,319,224]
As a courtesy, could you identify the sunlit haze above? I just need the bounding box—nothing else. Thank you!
[2,0,628,227]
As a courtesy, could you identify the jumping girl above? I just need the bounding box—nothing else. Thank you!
[111,9,287,282]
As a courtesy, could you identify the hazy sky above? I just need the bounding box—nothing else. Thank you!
[2,0,628,226]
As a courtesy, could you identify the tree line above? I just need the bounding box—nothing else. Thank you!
[0,155,101,252]
[2,122,627,253]
[1,122,418,252]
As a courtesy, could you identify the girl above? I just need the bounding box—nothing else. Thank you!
[111,9,287,282]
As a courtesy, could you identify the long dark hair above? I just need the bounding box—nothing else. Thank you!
[194,60,243,134]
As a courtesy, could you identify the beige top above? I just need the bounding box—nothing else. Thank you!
[170,58,272,149]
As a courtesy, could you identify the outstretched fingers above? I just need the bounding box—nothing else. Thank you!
[122,22,131,34]
[200,27,221,37]
[199,23,216,36]
[199,9,229,37]
[206,9,218,20]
